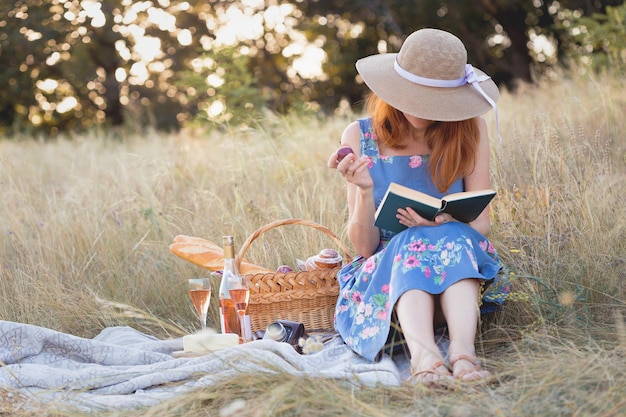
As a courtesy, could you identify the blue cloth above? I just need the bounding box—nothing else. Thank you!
[334,118,510,361]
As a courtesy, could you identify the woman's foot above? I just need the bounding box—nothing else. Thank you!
[450,354,491,381]
[407,360,454,385]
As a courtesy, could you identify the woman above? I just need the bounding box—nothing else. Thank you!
[328,28,509,383]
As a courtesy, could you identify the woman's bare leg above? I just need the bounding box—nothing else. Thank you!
[396,289,451,381]
[439,278,490,379]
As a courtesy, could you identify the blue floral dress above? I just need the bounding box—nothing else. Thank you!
[334,118,510,361]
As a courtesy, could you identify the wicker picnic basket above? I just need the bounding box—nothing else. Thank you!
[234,219,352,334]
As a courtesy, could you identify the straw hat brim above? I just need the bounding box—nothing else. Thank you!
[356,53,499,122]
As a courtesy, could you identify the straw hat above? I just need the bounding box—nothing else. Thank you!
[356,28,499,122]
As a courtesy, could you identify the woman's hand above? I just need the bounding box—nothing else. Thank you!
[329,150,373,190]
[396,207,455,228]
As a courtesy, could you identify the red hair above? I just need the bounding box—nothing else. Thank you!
[365,92,479,192]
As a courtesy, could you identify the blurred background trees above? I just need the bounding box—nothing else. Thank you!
[0,0,624,136]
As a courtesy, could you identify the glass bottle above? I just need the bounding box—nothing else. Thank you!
[219,235,241,336]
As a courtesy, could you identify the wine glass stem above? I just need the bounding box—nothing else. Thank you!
[201,315,207,330]
[238,312,246,342]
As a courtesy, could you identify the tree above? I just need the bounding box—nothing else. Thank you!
[0,0,216,134]
[0,0,624,134]
[552,1,626,73]
[0,0,72,133]
[0,0,325,134]
[294,0,625,103]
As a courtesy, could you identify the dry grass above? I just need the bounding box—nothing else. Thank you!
[1,73,625,416]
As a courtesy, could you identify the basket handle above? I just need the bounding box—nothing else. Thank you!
[235,218,352,269]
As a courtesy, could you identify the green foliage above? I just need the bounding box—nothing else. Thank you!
[565,3,626,73]
[0,1,64,134]
[0,0,214,135]
[177,46,269,129]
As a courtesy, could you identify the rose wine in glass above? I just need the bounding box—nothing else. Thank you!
[188,278,211,331]
[229,282,250,342]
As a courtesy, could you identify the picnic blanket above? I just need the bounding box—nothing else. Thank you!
[0,320,438,412]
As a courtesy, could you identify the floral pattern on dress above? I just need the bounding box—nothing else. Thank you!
[336,261,390,354]
[409,155,424,168]
[394,236,471,286]
[360,123,429,170]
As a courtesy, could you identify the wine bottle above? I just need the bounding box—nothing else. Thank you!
[219,236,241,336]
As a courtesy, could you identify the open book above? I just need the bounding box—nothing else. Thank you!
[374,182,497,233]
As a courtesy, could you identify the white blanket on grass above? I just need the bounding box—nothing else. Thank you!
[0,320,422,412]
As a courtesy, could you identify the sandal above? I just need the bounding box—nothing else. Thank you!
[406,360,454,385]
[449,354,491,381]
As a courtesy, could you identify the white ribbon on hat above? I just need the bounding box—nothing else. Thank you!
[394,59,502,142]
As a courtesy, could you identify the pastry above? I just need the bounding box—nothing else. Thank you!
[306,248,343,270]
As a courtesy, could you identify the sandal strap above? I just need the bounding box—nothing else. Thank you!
[450,355,483,379]
[408,360,451,383]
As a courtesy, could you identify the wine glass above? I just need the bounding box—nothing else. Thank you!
[228,277,250,342]
[188,278,211,331]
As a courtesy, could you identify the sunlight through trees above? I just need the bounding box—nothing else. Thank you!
[0,0,623,135]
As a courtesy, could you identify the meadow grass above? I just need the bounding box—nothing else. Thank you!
[1,73,625,416]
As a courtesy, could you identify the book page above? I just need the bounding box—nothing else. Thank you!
[388,182,442,208]
[443,189,496,202]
